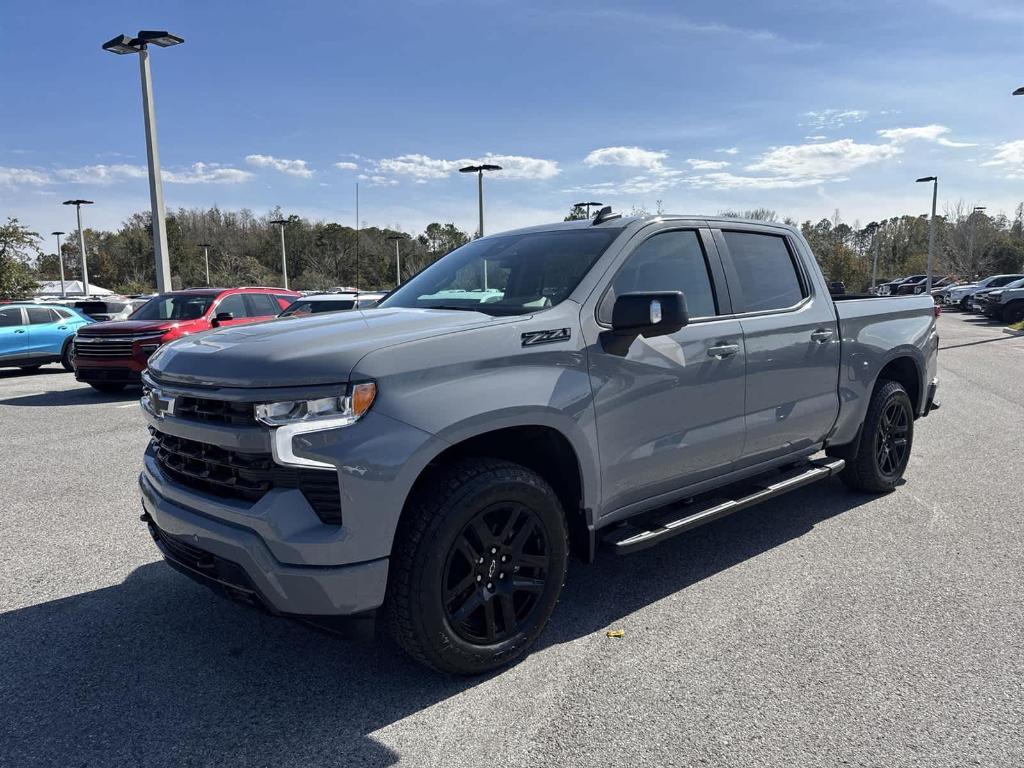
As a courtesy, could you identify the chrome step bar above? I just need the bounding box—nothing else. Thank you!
[602,457,846,555]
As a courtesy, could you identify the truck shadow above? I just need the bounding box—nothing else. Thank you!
[0,366,68,380]
[0,479,871,766]
[0,385,139,406]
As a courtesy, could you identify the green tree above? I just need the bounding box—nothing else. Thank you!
[0,217,42,299]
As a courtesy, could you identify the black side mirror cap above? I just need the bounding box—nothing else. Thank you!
[213,311,233,325]
[611,291,688,337]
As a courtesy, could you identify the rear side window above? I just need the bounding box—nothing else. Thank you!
[722,232,805,313]
[600,230,717,322]
[245,293,280,317]
[0,307,23,326]
[27,307,58,324]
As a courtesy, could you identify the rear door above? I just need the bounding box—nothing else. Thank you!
[713,227,840,465]
[0,306,28,362]
[25,307,67,357]
[585,225,747,517]
[244,292,285,320]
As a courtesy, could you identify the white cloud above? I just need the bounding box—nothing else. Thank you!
[686,158,730,170]
[0,167,51,186]
[245,154,314,178]
[572,175,677,196]
[334,161,358,171]
[802,109,868,131]
[804,135,827,141]
[55,162,252,185]
[716,147,739,155]
[358,173,399,186]
[746,139,901,178]
[584,146,668,172]
[686,172,829,190]
[982,139,1024,177]
[877,124,976,147]
[374,152,559,181]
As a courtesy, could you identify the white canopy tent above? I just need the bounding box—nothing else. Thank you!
[35,280,115,297]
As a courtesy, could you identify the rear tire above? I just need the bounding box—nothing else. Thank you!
[837,379,914,493]
[88,382,126,393]
[386,458,568,675]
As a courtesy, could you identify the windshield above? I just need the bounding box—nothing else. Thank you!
[280,298,357,316]
[991,275,1024,287]
[379,228,622,316]
[131,294,215,321]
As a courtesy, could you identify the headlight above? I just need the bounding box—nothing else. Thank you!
[255,382,377,427]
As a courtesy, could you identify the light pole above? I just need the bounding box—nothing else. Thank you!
[102,30,183,293]
[62,200,93,295]
[386,235,405,287]
[574,201,604,219]
[967,206,986,277]
[915,176,938,292]
[197,242,212,286]
[51,231,66,297]
[865,222,881,290]
[459,163,502,238]
[269,219,290,289]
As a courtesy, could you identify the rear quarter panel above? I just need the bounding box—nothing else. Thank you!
[830,296,938,445]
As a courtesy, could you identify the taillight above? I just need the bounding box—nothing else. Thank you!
[934,304,942,318]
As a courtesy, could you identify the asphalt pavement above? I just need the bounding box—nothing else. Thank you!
[1,311,1021,767]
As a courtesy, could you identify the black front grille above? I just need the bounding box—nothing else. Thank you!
[174,395,258,426]
[149,427,342,524]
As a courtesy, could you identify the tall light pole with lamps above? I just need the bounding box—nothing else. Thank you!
[197,242,212,286]
[51,231,67,297]
[915,176,938,292]
[269,219,290,289]
[459,164,502,238]
[101,30,183,293]
[386,234,406,287]
[62,199,93,296]
[967,206,986,278]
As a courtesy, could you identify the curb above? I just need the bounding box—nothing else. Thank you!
[1002,327,1024,336]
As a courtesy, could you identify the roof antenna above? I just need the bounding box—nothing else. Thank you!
[592,205,621,225]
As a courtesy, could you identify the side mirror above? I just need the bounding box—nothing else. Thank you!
[212,311,233,326]
[611,291,688,338]
[602,291,688,355]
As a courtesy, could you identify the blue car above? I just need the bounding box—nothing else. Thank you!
[0,303,93,372]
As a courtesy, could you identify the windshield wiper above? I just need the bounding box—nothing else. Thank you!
[419,304,488,312]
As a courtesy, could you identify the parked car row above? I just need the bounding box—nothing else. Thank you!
[0,287,390,381]
[936,273,1024,321]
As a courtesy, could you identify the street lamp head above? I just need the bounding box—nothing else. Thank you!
[269,219,289,226]
[102,34,142,54]
[915,176,937,183]
[136,30,184,47]
[1014,86,1024,96]
[197,242,212,248]
[459,164,502,173]
[51,231,66,236]
[62,199,94,206]
[973,206,986,213]
[386,234,406,241]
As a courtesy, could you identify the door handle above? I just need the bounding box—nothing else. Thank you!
[57,325,67,330]
[811,328,834,343]
[14,329,26,333]
[708,342,740,359]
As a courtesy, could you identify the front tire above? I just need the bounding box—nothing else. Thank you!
[387,458,568,675]
[837,379,914,493]
[60,341,75,371]
[1002,301,1024,325]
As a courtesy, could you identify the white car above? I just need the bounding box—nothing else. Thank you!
[946,274,1024,309]
[277,291,386,317]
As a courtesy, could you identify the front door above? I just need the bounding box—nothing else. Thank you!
[0,306,28,363]
[584,227,747,518]
[713,227,840,464]
[25,306,67,358]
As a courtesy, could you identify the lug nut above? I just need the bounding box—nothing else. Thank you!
[499,573,505,580]
[476,575,482,582]
[478,557,484,564]
[491,547,497,554]
[486,582,493,590]
[500,555,507,562]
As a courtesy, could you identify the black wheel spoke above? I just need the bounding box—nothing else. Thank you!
[518,553,548,571]
[512,576,545,594]
[497,508,524,546]
[497,592,517,633]
[445,572,476,603]
[450,589,484,624]
[482,598,497,642]
[470,519,494,551]
[510,518,537,557]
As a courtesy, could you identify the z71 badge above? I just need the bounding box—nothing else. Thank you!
[521,328,571,347]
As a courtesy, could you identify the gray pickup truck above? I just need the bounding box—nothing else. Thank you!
[139,212,939,674]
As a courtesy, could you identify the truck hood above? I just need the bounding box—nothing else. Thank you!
[147,307,506,388]
[76,319,181,336]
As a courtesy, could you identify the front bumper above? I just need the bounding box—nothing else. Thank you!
[75,359,145,384]
[140,471,389,616]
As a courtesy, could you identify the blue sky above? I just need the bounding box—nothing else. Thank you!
[3,0,1024,241]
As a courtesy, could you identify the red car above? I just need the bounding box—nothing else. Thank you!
[72,287,299,392]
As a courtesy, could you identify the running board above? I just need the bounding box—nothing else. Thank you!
[601,457,846,555]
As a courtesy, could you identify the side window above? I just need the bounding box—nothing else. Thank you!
[599,230,717,323]
[215,294,249,318]
[27,307,57,324]
[54,308,73,320]
[0,307,23,327]
[722,232,805,312]
[245,293,281,317]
